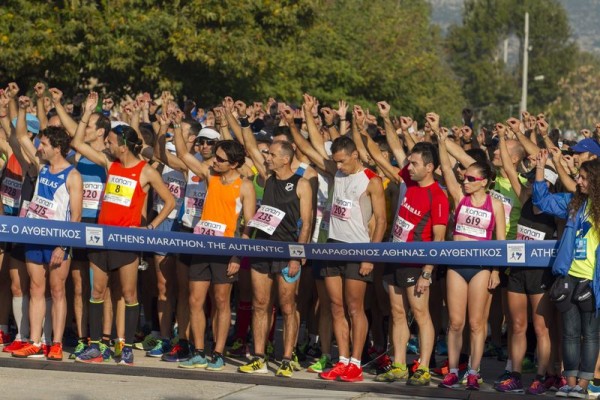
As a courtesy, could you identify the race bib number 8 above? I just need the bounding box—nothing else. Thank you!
[104,176,137,207]
[248,205,286,235]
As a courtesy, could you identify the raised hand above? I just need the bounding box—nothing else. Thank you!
[18,96,31,109]
[425,112,440,133]
[34,82,46,99]
[376,101,391,118]
[336,100,348,119]
[84,92,99,114]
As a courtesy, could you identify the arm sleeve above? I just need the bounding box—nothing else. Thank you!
[532,180,571,219]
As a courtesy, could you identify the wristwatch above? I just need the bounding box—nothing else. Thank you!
[147,224,155,230]
[60,246,69,252]
[421,271,432,280]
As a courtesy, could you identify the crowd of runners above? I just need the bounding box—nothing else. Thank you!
[0,81,598,397]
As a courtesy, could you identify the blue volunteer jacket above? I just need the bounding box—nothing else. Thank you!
[533,180,600,312]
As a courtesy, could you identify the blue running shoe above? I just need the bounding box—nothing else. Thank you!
[119,346,134,366]
[100,343,113,362]
[206,353,225,371]
[407,337,419,355]
[179,352,208,369]
[146,339,171,358]
[587,382,600,398]
[75,344,103,364]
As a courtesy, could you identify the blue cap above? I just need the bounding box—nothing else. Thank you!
[11,113,40,135]
[571,138,600,157]
[281,265,301,283]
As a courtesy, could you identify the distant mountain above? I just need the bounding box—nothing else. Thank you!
[428,0,600,54]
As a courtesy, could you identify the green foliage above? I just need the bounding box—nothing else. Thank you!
[447,0,577,124]
[0,0,464,122]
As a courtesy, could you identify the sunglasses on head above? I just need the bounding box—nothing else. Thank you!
[112,125,128,145]
[214,154,230,164]
[463,175,486,183]
[196,138,216,146]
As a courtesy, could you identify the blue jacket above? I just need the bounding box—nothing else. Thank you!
[533,180,600,311]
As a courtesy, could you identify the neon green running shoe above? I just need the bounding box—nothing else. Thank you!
[276,360,294,378]
[375,365,409,382]
[307,354,332,373]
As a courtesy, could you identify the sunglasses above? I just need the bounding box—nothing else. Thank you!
[112,124,128,145]
[214,154,230,164]
[463,175,486,183]
[196,138,216,146]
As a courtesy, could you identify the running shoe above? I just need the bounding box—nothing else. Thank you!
[439,372,460,388]
[366,353,392,375]
[307,354,332,373]
[406,337,419,354]
[146,339,171,358]
[527,378,547,395]
[100,343,113,362]
[339,363,363,382]
[69,339,88,360]
[432,358,468,376]
[133,334,159,351]
[12,343,44,358]
[319,361,347,381]
[546,375,568,392]
[556,385,574,397]
[367,346,383,361]
[276,360,294,378]
[226,338,248,358]
[494,376,524,393]
[290,352,302,371]
[0,330,11,345]
[113,339,124,359]
[494,369,512,384]
[178,352,208,369]
[375,365,408,382]
[206,353,225,371]
[459,368,483,384]
[119,346,134,366]
[587,383,600,398]
[568,385,588,399]
[306,342,321,359]
[239,357,268,374]
[162,342,191,362]
[75,345,103,363]
[3,340,28,354]
[47,343,63,361]
[466,373,480,391]
[407,368,431,386]
[295,342,308,362]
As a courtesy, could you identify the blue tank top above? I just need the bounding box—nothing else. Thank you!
[26,164,75,222]
[76,156,107,221]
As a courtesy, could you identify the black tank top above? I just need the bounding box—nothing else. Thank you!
[255,174,302,242]
[517,198,556,240]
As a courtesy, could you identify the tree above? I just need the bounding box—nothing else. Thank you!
[447,0,577,123]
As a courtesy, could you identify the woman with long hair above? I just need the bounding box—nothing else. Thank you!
[437,129,505,391]
[533,150,600,398]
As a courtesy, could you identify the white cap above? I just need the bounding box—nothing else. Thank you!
[110,121,130,129]
[165,142,176,153]
[197,127,220,140]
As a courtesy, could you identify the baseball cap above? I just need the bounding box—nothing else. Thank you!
[197,127,220,140]
[571,138,600,157]
[11,114,40,135]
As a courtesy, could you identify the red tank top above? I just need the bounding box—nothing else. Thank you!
[98,160,147,227]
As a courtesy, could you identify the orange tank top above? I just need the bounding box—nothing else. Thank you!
[197,175,243,238]
[98,160,147,227]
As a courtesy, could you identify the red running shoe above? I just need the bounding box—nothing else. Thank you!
[319,361,348,381]
[338,363,363,382]
[3,340,28,353]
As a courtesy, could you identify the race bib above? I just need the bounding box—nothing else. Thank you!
[392,217,415,243]
[184,191,206,217]
[18,200,30,218]
[26,195,57,220]
[82,182,104,210]
[516,224,546,241]
[1,177,22,208]
[455,206,492,239]
[331,198,352,221]
[166,180,184,199]
[194,220,227,237]
[104,176,137,207]
[490,190,513,225]
[318,205,331,232]
[248,205,286,235]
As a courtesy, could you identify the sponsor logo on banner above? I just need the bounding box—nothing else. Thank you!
[507,243,525,263]
[86,226,104,246]
[289,244,306,258]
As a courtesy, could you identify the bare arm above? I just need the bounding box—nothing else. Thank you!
[48,88,78,136]
[286,178,313,278]
[367,176,387,243]
[548,147,577,193]
[437,130,464,204]
[34,83,48,130]
[71,93,110,170]
[172,114,209,180]
[16,97,40,170]
[142,164,175,228]
[497,123,524,200]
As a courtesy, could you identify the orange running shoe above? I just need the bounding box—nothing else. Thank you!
[338,363,364,382]
[12,343,44,358]
[3,340,28,353]
[0,330,11,345]
[47,342,63,361]
[319,361,348,381]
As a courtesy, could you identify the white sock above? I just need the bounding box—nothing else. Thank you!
[469,369,478,375]
[349,357,361,367]
[505,360,513,372]
[339,356,350,365]
[450,368,459,375]
[12,295,30,341]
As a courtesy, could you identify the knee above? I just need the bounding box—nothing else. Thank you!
[50,284,66,301]
[411,306,431,324]
[279,302,296,317]
[346,299,364,318]
[10,282,23,297]
[511,318,528,335]
[468,318,486,334]
[330,300,345,318]
[252,296,270,313]
[122,289,137,305]
[214,294,231,312]
[448,319,465,333]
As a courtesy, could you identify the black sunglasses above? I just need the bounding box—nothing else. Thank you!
[215,154,230,164]
[196,138,217,146]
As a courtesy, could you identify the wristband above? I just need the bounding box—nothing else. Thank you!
[80,119,89,125]
[408,126,415,134]
[326,123,334,128]
[340,118,346,122]
[239,117,250,128]
[172,123,181,129]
